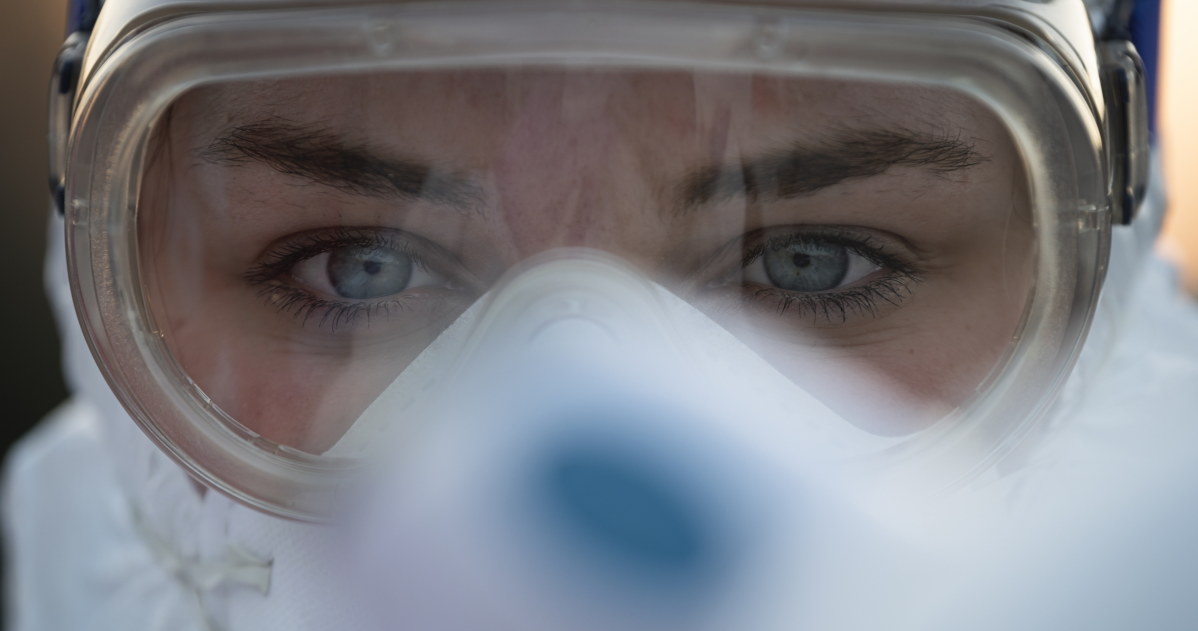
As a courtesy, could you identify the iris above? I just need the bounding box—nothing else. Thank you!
[763,241,849,292]
[326,246,413,299]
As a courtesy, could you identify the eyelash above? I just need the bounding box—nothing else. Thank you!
[737,228,921,323]
[246,226,919,330]
[244,227,439,331]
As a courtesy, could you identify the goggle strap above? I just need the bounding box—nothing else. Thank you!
[67,0,103,36]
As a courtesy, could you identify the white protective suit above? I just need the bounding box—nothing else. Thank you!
[7,123,1198,631]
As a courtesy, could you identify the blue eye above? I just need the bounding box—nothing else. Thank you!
[703,227,920,324]
[245,227,474,332]
[326,246,414,299]
[284,235,448,302]
[746,235,880,294]
[762,241,850,292]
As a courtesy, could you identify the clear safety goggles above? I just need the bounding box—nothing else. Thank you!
[58,0,1148,519]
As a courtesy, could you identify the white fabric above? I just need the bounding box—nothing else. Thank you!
[7,152,1198,629]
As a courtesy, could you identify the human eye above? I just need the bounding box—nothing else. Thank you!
[244,227,474,331]
[709,227,922,324]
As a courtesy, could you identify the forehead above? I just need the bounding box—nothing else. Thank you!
[179,69,1002,156]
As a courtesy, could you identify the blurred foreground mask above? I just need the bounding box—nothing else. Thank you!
[51,0,1151,626]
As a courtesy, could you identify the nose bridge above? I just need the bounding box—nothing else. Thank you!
[492,74,669,258]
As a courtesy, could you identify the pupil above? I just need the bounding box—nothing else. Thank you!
[792,253,813,270]
[363,260,382,275]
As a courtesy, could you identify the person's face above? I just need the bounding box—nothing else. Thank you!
[139,69,1034,452]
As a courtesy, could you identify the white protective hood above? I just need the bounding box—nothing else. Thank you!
[6,154,1198,631]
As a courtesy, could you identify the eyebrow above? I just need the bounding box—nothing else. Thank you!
[200,117,485,212]
[680,128,988,210]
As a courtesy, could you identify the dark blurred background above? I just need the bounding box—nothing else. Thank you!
[0,1,69,456]
[0,0,1196,494]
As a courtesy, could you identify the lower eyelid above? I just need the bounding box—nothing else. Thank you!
[253,282,365,330]
[749,276,917,323]
[252,280,473,333]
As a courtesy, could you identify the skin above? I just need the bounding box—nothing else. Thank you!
[139,69,1034,452]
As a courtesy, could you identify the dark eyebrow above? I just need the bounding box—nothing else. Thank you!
[680,128,988,210]
[200,117,485,212]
